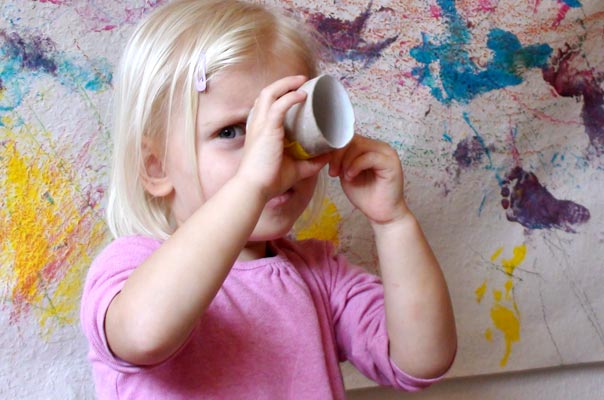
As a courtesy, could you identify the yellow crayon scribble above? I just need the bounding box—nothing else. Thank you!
[294,197,341,247]
[475,279,487,303]
[0,138,107,336]
[490,303,520,367]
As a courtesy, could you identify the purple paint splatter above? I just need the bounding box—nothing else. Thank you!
[500,166,590,233]
[0,29,112,114]
[305,1,398,66]
[542,45,604,156]
[0,30,58,74]
[453,136,486,169]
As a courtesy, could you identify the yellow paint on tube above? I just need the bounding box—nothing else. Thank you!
[284,139,312,160]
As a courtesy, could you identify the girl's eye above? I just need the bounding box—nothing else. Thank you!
[217,125,245,139]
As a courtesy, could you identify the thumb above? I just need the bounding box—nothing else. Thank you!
[295,153,331,180]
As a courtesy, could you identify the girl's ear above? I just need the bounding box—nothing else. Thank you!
[141,137,173,197]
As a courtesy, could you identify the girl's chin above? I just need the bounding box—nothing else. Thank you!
[249,219,296,242]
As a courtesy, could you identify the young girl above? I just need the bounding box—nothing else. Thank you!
[81,0,457,398]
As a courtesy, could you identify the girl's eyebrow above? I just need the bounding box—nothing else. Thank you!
[199,109,250,129]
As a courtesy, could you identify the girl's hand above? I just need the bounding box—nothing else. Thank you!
[237,75,330,201]
[328,135,410,225]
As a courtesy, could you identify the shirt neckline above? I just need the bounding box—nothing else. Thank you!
[231,241,288,271]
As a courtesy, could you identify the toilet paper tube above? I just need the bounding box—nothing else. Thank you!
[283,74,355,159]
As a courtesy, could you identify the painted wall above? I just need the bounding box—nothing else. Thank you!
[1,0,602,398]
[347,363,604,400]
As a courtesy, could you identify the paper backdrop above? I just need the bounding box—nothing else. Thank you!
[1,0,603,397]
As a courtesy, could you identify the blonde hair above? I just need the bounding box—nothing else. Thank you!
[106,0,322,239]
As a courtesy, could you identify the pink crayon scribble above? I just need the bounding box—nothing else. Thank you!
[33,0,69,4]
[31,0,167,32]
[474,0,499,13]
[552,3,571,27]
[429,4,442,18]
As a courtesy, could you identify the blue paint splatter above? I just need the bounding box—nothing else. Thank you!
[0,29,112,116]
[559,0,581,8]
[410,0,552,104]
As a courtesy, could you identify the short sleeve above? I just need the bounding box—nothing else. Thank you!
[80,236,161,373]
[323,243,449,392]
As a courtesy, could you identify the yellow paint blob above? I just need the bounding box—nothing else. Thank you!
[490,246,504,262]
[490,304,520,367]
[480,244,527,367]
[284,139,312,160]
[504,279,514,300]
[294,197,341,247]
[475,279,487,303]
[501,244,527,275]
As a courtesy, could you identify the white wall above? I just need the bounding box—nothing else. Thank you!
[347,363,604,400]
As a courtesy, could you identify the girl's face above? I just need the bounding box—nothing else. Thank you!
[164,56,317,250]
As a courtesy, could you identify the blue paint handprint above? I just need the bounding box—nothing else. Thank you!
[410,0,552,104]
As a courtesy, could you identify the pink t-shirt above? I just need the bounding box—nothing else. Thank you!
[81,236,445,399]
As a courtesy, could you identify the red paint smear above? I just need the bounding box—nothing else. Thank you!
[474,0,498,13]
[553,3,571,27]
[429,4,442,18]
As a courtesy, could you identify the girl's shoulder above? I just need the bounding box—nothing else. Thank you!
[89,235,162,276]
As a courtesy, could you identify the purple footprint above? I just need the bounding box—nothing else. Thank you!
[500,166,590,233]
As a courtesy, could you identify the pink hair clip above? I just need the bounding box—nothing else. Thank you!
[195,52,207,92]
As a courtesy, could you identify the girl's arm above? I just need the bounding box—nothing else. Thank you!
[105,75,328,366]
[329,135,457,379]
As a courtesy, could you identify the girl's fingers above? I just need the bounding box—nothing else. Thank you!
[329,134,362,177]
[333,136,400,181]
[295,153,331,180]
[251,75,307,121]
[265,90,306,129]
[343,151,387,181]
